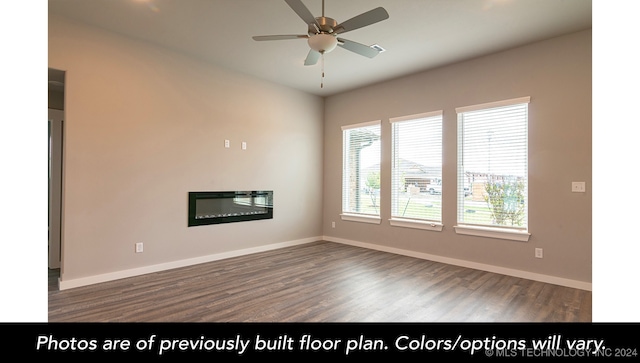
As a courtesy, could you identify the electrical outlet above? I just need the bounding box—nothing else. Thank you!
[135,242,144,253]
[224,139,230,148]
[332,221,335,228]
[535,248,543,259]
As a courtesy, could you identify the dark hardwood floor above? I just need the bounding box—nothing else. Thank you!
[48,241,591,322]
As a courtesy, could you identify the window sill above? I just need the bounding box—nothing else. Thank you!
[340,213,381,224]
[454,225,531,242]
[389,218,443,232]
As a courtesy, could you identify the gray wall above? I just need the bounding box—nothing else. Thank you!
[323,30,592,285]
[49,15,324,285]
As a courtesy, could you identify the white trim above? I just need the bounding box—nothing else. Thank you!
[454,224,531,242]
[340,213,381,224]
[389,218,443,232]
[57,236,321,290]
[455,96,531,114]
[341,120,381,130]
[323,235,591,291]
[389,110,443,123]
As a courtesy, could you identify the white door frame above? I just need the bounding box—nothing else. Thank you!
[48,108,63,269]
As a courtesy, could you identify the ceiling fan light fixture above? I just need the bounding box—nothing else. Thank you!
[308,33,338,53]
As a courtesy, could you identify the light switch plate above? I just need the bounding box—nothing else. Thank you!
[572,182,585,193]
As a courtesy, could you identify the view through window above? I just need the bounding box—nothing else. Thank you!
[390,111,443,223]
[457,98,529,229]
[342,122,381,217]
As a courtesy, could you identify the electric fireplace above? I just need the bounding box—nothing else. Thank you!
[188,191,273,227]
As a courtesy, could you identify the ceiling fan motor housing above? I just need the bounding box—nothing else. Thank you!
[312,16,338,33]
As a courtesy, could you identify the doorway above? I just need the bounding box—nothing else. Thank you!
[48,68,65,271]
[48,109,63,269]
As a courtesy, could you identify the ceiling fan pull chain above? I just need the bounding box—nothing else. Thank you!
[321,52,325,88]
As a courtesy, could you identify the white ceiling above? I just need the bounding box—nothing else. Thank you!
[48,0,592,97]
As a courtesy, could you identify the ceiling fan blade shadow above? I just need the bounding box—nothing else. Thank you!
[337,38,381,58]
[334,7,389,34]
[285,0,320,28]
[252,35,309,41]
[304,49,321,66]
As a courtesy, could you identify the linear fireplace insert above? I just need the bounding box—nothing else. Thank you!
[188,191,273,227]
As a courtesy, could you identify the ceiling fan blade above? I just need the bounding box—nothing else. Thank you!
[252,35,308,41]
[334,7,389,34]
[285,0,320,28]
[337,38,381,58]
[304,49,321,66]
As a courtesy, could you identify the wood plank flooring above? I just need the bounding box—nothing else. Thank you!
[48,241,591,322]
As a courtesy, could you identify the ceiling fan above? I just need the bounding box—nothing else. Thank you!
[252,0,389,86]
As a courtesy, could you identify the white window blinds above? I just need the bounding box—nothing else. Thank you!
[342,121,381,216]
[390,111,443,222]
[457,97,529,229]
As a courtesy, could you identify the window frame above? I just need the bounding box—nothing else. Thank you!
[454,97,531,241]
[389,110,444,232]
[340,120,382,224]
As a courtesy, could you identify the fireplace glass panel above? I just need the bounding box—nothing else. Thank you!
[188,191,273,226]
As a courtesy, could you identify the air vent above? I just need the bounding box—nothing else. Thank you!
[370,44,386,53]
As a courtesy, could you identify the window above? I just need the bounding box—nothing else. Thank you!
[455,97,531,241]
[390,111,443,231]
[341,121,381,224]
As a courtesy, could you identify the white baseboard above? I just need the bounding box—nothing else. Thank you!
[58,236,321,290]
[323,235,592,291]
[58,235,591,291]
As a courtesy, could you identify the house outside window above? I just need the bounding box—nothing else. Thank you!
[341,121,381,224]
[455,97,531,241]
[389,111,443,231]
